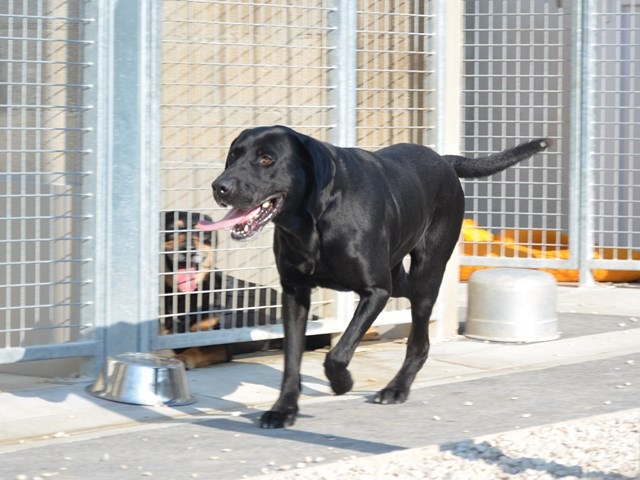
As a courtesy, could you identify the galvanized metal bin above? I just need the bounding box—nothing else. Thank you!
[465,268,559,343]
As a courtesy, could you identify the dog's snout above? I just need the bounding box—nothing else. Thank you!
[212,177,235,202]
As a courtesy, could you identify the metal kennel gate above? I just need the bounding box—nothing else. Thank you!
[1,0,638,374]
[0,1,100,369]
[0,0,161,373]
[587,1,640,275]
[154,0,450,354]
[460,0,640,284]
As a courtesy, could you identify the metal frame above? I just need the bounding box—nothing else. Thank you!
[328,0,358,331]
[572,0,594,284]
[78,0,162,374]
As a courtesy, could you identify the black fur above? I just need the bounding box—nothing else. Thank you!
[209,125,550,428]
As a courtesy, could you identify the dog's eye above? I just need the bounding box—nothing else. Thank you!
[259,154,274,166]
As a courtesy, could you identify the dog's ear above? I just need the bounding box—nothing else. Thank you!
[163,211,189,241]
[163,211,217,248]
[299,134,334,218]
[271,131,334,275]
[224,130,249,169]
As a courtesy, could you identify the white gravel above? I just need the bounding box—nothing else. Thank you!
[250,409,639,480]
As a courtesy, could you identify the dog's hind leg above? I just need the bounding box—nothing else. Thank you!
[390,262,411,299]
[374,204,463,404]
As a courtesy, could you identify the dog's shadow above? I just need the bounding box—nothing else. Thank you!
[184,351,332,415]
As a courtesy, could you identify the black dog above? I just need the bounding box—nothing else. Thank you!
[199,125,550,428]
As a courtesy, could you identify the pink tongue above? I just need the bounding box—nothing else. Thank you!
[176,268,199,292]
[196,206,260,231]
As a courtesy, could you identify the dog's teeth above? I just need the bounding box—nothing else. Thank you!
[244,225,250,232]
[262,201,270,209]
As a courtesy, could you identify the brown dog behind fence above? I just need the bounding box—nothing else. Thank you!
[160,211,282,368]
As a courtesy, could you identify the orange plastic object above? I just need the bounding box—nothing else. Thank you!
[460,221,640,283]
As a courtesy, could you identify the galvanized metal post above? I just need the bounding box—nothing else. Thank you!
[91,0,161,371]
[79,0,105,375]
[436,0,462,155]
[328,0,358,333]
[139,0,162,357]
[328,0,357,148]
[570,0,595,286]
[434,0,462,340]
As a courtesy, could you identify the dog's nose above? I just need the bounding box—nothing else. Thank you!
[212,177,235,203]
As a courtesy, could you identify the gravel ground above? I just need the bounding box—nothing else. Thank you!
[251,409,640,480]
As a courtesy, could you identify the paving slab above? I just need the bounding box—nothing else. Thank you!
[1,320,638,447]
[0,285,638,479]
[0,353,637,480]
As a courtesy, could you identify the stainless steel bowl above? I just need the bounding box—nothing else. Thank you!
[88,352,195,406]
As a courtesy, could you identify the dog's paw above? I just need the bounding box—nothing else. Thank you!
[325,367,354,395]
[260,410,297,429]
[373,387,409,405]
[174,352,195,370]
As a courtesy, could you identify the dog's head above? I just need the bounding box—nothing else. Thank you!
[198,125,334,241]
[163,211,216,293]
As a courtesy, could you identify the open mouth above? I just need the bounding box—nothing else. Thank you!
[197,195,284,241]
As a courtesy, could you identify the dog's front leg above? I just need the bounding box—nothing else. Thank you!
[324,287,390,395]
[260,285,311,429]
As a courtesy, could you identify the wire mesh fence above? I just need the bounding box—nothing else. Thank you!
[0,1,96,364]
[460,0,569,273]
[459,0,639,284]
[355,1,437,318]
[356,1,436,149]
[590,0,640,268]
[156,1,441,349]
[157,1,337,349]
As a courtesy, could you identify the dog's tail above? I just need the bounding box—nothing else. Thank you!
[443,138,551,179]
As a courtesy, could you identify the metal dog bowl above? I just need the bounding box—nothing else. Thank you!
[465,268,559,343]
[88,353,195,406]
